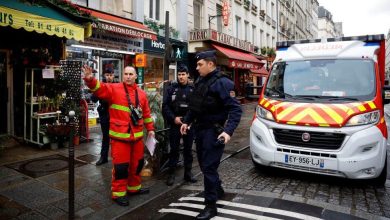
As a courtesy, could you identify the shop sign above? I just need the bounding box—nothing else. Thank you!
[0,5,84,41]
[144,36,187,58]
[189,29,254,53]
[80,30,143,53]
[92,50,123,59]
[135,54,147,67]
[229,59,260,70]
[93,22,157,40]
[222,0,230,26]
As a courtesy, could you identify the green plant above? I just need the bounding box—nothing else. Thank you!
[261,47,267,55]
[267,48,276,57]
[144,18,159,33]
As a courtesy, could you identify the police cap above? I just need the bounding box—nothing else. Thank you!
[104,67,114,74]
[177,64,188,73]
[195,50,216,62]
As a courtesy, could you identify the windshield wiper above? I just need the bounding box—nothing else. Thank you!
[326,97,360,101]
[266,88,293,98]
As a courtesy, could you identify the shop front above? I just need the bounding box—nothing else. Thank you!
[0,0,91,141]
[188,29,264,99]
[143,36,188,91]
[67,7,157,82]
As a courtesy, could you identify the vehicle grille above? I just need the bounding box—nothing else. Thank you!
[273,129,345,150]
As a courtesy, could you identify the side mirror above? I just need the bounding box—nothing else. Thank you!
[383,85,390,105]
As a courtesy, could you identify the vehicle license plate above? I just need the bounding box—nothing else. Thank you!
[284,154,324,168]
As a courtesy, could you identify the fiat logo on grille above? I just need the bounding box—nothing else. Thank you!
[302,132,311,142]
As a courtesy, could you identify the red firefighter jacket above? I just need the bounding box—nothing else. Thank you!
[85,78,154,142]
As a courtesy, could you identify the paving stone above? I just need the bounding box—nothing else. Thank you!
[0,174,31,191]
[36,205,67,219]
[16,211,49,220]
[75,207,95,218]
[0,194,31,219]
[0,180,66,209]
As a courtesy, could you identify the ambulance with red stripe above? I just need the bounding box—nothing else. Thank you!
[250,34,389,185]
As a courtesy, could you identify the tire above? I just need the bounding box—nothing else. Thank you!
[372,155,387,187]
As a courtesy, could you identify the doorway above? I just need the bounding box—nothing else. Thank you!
[0,50,10,136]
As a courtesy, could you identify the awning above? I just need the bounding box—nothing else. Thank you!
[0,0,90,41]
[85,7,157,40]
[212,44,263,70]
[250,67,269,77]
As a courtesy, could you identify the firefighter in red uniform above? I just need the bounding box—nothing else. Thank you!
[82,65,155,206]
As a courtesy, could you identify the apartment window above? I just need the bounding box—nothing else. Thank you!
[194,0,203,29]
[244,21,249,41]
[235,16,241,38]
[271,2,274,19]
[272,37,275,47]
[266,33,270,47]
[266,0,269,14]
[260,29,264,47]
[149,0,160,20]
[217,4,222,32]
[252,25,256,44]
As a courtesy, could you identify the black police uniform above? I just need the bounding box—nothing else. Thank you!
[91,75,114,165]
[162,81,195,181]
[183,51,242,217]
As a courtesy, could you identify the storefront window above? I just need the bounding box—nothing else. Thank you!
[144,55,163,91]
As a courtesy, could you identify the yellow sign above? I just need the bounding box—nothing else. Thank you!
[0,5,85,41]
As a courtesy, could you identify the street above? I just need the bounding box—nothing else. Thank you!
[118,102,390,220]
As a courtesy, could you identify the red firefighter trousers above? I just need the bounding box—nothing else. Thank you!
[111,139,144,198]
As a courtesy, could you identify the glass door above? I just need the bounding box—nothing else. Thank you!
[101,58,122,82]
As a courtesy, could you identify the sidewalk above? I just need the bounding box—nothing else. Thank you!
[0,128,186,219]
[0,102,256,219]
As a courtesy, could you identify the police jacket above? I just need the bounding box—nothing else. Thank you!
[84,78,154,142]
[183,69,242,136]
[162,82,194,124]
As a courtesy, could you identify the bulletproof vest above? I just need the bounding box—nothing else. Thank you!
[170,83,193,116]
[189,72,225,114]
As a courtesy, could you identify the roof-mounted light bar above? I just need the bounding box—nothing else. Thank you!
[276,34,385,49]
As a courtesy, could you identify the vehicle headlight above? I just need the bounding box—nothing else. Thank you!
[345,110,380,126]
[256,105,274,121]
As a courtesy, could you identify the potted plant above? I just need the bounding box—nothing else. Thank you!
[46,123,71,149]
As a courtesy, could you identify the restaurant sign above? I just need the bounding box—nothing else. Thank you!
[93,22,157,40]
[189,29,254,53]
[229,60,260,70]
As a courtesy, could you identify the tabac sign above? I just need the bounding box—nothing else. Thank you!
[189,29,254,53]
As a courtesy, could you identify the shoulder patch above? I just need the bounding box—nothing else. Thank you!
[229,90,236,97]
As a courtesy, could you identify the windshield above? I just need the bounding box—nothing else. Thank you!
[265,59,376,102]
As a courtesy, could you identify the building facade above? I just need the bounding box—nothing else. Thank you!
[386,29,390,83]
[317,6,343,38]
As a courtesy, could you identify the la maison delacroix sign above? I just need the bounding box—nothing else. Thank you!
[189,29,255,53]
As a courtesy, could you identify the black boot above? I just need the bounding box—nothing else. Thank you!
[113,196,129,206]
[96,157,108,166]
[196,202,217,220]
[184,170,197,183]
[166,168,175,186]
[217,186,225,199]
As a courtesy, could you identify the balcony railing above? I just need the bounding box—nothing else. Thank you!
[266,15,271,25]
[251,4,258,14]
[235,0,243,4]
[259,10,265,20]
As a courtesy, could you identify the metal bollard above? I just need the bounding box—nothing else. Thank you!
[68,110,75,219]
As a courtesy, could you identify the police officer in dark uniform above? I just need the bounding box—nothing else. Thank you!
[163,65,197,186]
[91,67,115,165]
[180,51,242,219]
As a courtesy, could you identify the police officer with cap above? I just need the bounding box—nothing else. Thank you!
[180,50,242,219]
[162,64,197,186]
